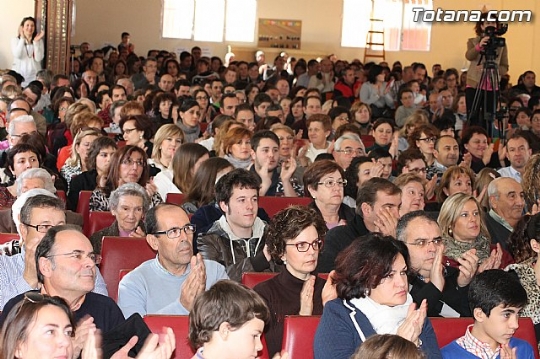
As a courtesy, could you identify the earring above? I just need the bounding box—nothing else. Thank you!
[140,134,144,140]
[364,288,370,297]
[448,228,453,237]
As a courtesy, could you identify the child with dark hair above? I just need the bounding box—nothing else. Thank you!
[441,269,534,358]
[189,280,289,359]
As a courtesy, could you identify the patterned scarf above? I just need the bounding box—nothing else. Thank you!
[443,234,491,264]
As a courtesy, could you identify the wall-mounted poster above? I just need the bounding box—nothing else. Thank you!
[258,19,302,49]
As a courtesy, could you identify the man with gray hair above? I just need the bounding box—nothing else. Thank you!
[485,177,525,251]
[396,210,475,317]
[0,170,83,233]
[7,114,38,148]
[332,134,365,170]
[117,77,135,98]
[0,195,106,310]
[7,97,46,136]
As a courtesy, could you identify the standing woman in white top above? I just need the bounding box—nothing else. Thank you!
[12,17,45,86]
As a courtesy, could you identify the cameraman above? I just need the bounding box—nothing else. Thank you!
[465,13,509,128]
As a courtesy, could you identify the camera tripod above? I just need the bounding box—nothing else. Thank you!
[467,54,505,141]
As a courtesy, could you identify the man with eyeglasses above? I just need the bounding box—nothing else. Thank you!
[0,224,125,358]
[317,178,401,273]
[197,169,272,282]
[396,210,476,318]
[0,194,105,311]
[332,134,365,170]
[249,131,302,197]
[7,97,46,137]
[131,57,158,90]
[118,203,227,317]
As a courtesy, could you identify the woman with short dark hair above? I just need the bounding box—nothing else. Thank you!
[314,233,442,359]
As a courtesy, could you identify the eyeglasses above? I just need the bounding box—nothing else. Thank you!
[195,96,208,101]
[286,239,324,252]
[22,222,55,233]
[24,291,45,303]
[121,158,145,167]
[417,137,437,143]
[46,250,102,265]
[151,224,196,239]
[336,148,364,156]
[317,179,347,188]
[405,238,443,248]
[123,127,138,134]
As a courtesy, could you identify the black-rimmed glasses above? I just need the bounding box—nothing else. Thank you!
[22,222,54,234]
[151,224,196,239]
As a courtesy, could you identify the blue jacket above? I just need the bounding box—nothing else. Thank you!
[441,337,534,359]
[314,298,442,359]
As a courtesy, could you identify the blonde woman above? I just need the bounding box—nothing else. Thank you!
[60,129,100,190]
[149,124,184,171]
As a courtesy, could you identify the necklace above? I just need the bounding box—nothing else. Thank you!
[24,40,32,58]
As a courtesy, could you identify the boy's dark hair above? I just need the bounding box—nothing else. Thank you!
[469,269,527,316]
[251,130,280,151]
[188,280,269,349]
[368,147,392,161]
[253,93,272,108]
[215,169,261,205]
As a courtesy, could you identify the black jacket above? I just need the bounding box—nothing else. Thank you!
[409,266,471,317]
[316,214,369,273]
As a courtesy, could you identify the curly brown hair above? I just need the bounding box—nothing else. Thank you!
[264,205,327,263]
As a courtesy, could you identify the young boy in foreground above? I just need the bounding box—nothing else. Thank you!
[441,269,534,359]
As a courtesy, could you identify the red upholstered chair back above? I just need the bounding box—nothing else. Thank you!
[242,272,278,288]
[360,135,375,149]
[143,315,270,359]
[100,236,155,301]
[76,190,93,231]
[241,272,329,289]
[144,315,194,359]
[85,211,115,237]
[166,193,185,205]
[258,196,312,218]
[0,232,19,244]
[430,317,539,358]
[282,315,321,359]
[56,190,67,203]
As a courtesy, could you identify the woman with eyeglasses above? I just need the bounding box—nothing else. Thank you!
[303,160,354,229]
[193,89,215,124]
[438,193,513,271]
[408,124,439,179]
[90,183,150,253]
[253,206,329,357]
[89,145,162,212]
[314,233,442,359]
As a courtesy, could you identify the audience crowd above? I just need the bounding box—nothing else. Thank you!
[2,13,540,359]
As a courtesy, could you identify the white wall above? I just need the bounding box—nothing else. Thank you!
[0,0,35,69]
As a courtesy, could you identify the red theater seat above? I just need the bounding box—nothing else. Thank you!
[0,232,19,244]
[258,196,312,218]
[85,211,115,237]
[166,193,185,205]
[100,236,155,301]
[76,191,93,232]
[282,315,321,359]
[430,317,539,358]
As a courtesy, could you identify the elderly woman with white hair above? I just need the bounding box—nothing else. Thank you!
[89,182,150,253]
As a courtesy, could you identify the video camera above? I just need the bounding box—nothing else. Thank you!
[482,24,508,59]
